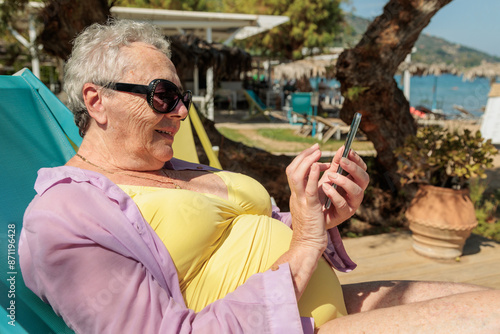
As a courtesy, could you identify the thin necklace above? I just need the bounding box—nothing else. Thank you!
[76,153,182,189]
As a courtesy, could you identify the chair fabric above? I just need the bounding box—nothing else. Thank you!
[0,68,76,333]
[172,105,222,169]
[243,90,272,121]
[290,92,312,115]
[172,113,200,164]
[288,92,313,125]
[175,105,222,169]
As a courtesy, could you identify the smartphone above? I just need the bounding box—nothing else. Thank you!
[325,112,362,209]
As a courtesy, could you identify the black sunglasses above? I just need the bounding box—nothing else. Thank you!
[107,79,192,114]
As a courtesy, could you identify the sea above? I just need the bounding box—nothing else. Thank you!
[310,74,494,119]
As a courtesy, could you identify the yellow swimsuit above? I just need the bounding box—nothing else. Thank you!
[119,171,346,327]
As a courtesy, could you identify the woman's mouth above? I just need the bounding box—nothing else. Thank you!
[155,130,174,139]
[156,130,173,135]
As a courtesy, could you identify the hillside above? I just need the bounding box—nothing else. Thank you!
[336,13,500,68]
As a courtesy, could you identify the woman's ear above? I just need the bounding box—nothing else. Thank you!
[82,83,107,125]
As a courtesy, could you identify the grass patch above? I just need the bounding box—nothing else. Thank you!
[257,128,320,143]
[218,126,375,154]
[257,128,375,152]
[217,127,253,145]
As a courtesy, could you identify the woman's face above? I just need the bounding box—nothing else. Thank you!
[101,42,188,170]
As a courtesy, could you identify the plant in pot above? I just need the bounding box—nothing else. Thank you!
[395,126,498,259]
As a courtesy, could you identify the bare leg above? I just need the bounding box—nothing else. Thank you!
[318,288,500,333]
[342,280,491,313]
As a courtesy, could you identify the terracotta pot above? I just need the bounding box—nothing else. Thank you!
[405,185,478,259]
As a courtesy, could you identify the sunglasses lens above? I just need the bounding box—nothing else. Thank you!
[151,81,174,113]
[182,91,192,111]
[152,80,192,114]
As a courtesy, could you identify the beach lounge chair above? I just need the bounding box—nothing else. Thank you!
[287,92,314,125]
[172,100,222,169]
[312,115,347,143]
[0,68,220,333]
[0,68,77,334]
[243,89,272,121]
[286,92,319,137]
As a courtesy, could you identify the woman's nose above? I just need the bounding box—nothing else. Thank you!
[168,101,189,120]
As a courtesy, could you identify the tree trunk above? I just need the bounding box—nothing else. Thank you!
[38,0,111,60]
[335,0,453,189]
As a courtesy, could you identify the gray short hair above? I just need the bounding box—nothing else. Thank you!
[64,19,171,137]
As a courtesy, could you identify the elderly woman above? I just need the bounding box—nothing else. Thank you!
[20,20,500,333]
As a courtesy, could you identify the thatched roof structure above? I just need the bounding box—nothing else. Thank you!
[169,34,251,84]
[273,58,337,81]
[462,61,500,83]
[272,59,463,82]
[398,60,500,84]
[398,62,460,76]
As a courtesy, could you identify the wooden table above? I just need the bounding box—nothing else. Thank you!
[337,231,500,289]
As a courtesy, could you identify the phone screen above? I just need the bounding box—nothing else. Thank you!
[325,112,362,209]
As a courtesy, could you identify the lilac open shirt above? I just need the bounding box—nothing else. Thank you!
[19,159,356,333]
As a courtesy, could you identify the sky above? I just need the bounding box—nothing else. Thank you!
[341,0,500,57]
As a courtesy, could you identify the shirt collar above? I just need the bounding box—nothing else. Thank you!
[35,159,219,196]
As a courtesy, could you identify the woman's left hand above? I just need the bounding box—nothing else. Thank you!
[319,146,369,230]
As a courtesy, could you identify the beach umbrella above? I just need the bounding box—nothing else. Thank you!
[462,61,500,84]
[273,58,337,81]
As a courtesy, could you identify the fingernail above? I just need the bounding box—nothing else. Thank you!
[322,183,330,191]
[342,157,350,165]
[330,173,338,179]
